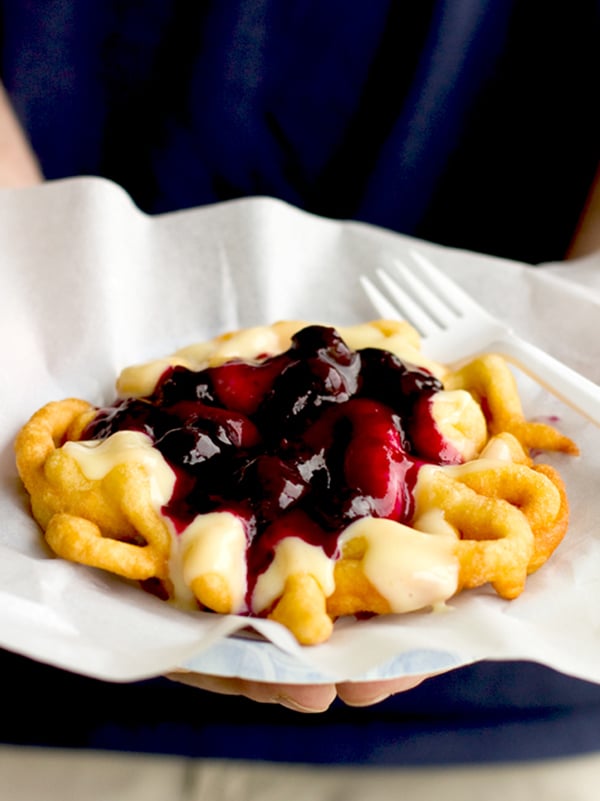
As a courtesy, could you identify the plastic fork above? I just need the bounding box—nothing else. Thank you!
[360,249,600,426]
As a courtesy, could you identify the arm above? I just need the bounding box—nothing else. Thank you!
[166,671,430,712]
[0,81,43,186]
[566,163,600,259]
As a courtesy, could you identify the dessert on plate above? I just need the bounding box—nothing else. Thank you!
[15,319,577,644]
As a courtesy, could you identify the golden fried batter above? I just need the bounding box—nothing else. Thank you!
[14,320,578,645]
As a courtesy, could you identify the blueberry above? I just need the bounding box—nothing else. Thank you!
[258,326,361,435]
[358,347,442,412]
[154,365,215,406]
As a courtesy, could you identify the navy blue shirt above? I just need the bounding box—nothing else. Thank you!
[2,0,600,765]
[2,1,599,263]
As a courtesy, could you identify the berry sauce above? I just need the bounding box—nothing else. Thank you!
[82,325,460,603]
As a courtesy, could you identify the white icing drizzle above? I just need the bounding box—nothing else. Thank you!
[251,537,336,615]
[178,511,248,613]
[63,326,515,622]
[338,517,459,614]
[63,430,175,506]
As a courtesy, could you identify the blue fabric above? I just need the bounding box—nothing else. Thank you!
[2,650,600,765]
[2,0,599,262]
[357,0,512,230]
[1,0,600,765]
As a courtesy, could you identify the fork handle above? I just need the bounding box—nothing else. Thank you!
[490,333,600,427]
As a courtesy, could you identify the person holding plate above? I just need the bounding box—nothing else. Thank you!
[1,0,600,776]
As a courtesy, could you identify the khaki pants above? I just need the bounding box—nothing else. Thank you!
[1,747,598,801]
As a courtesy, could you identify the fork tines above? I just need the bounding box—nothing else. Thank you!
[361,250,466,337]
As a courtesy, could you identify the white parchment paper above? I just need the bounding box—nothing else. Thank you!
[1,177,600,684]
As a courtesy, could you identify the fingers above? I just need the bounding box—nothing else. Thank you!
[166,671,434,712]
[235,679,338,713]
[336,674,430,707]
[165,672,337,713]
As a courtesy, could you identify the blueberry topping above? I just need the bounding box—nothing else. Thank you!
[82,325,450,598]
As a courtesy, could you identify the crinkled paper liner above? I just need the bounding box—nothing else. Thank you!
[1,177,600,684]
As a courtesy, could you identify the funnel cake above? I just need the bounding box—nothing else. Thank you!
[15,320,577,644]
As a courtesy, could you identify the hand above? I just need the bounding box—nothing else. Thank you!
[0,81,43,187]
[567,160,600,259]
[166,671,433,712]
